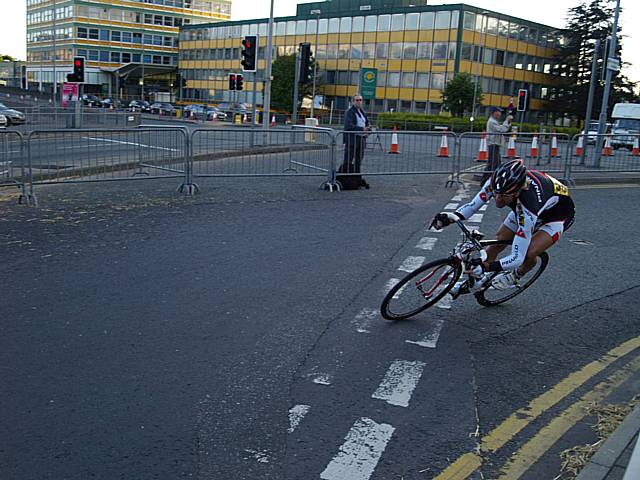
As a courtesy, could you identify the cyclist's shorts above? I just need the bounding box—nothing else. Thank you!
[503,211,574,242]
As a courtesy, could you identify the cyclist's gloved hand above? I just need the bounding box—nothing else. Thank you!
[430,212,460,230]
[467,258,485,278]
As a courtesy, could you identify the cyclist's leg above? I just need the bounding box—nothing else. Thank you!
[520,221,565,275]
[485,212,517,263]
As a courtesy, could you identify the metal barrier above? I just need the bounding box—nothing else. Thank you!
[18,107,141,130]
[457,131,572,183]
[330,129,459,187]
[567,133,640,177]
[26,128,189,191]
[189,127,335,182]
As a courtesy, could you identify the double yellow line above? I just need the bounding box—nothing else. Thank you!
[434,335,640,480]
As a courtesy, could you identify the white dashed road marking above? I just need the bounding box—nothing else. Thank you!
[405,318,446,348]
[371,360,426,407]
[480,204,489,211]
[320,418,395,480]
[415,237,437,251]
[309,373,333,385]
[444,202,459,210]
[352,308,380,333]
[398,256,425,273]
[288,405,311,433]
[467,213,484,223]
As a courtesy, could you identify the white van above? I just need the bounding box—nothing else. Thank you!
[611,103,640,149]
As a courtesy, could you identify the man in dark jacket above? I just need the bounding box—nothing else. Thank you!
[341,95,370,182]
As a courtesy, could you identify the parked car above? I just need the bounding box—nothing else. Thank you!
[0,113,7,128]
[81,94,101,107]
[128,100,151,112]
[216,102,251,121]
[0,103,26,125]
[183,104,226,120]
[581,121,612,145]
[149,102,176,115]
[207,106,227,120]
[100,98,127,109]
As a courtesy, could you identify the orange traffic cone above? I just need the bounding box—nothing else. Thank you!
[602,135,613,156]
[631,136,639,156]
[476,132,488,162]
[530,135,539,158]
[551,132,559,157]
[389,126,400,154]
[270,115,276,127]
[506,134,517,159]
[438,133,449,157]
[574,135,584,157]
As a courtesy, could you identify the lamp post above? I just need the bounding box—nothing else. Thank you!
[262,0,275,129]
[310,9,321,119]
[470,12,488,132]
[52,0,57,106]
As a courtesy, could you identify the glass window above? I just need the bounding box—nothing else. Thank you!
[505,51,516,67]
[403,43,417,59]
[89,29,99,40]
[529,28,538,44]
[449,42,457,60]
[326,44,337,59]
[111,31,121,42]
[389,42,402,59]
[499,20,509,37]
[495,50,505,65]
[337,70,349,84]
[100,29,109,41]
[122,32,131,43]
[509,23,519,40]
[475,15,486,32]
[461,43,473,60]
[481,77,492,94]
[419,12,434,29]
[377,15,390,32]
[296,20,306,35]
[377,70,386,87]
[286,21,296,35]
[352,16,364,32]
[388,72,400,87]
[417,73,430,89]
[431,73,446,90]
[375,43,388,59]
[307,19,317,35]
[406,13,419,30]
[329,18,339,33]
[338,44,349,59]
[351,44,362,59]
[276,22,286,36]
[340,17,351,33]
[364,15,377,32]
[483,48,494,64]
[99,50,109,62]
[78,27,87,39]
[401,72,414,88]
[519,25,528,42]
[487,17,498,35]
[435,11,450,29]
[451,11,459,28]
[417,42,432,59]
[432,42,448,60]
[463,12,475,30]
[319,19,328,34]
[132,53,141,63]
[391,14,404,31]
[259,23,267,36]
[362,43,374,59]
[111,51,120,63]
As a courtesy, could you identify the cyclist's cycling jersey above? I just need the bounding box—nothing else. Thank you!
[455,170,575,272]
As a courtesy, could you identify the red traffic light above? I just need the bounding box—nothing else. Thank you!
[230,74,236,80]
[74,59,82,67]
[519,91,526,97]
[242,39,252,49]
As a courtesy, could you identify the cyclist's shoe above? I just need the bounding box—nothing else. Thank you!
[469,273,493,293]
[491,270,521,290]
[449,280,469,299]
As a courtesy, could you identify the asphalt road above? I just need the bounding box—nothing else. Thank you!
[1,169,639,480]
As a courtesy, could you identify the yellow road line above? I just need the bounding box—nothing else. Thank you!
[496,354,640,479]
[433,335,640,480]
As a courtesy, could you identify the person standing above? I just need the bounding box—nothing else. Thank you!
[340,95,371,188]
[485,106,513,182]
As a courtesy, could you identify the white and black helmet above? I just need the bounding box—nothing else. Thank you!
[491,159,527,194]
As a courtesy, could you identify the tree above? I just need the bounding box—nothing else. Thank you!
[1,54,16,62]
[549,0,638,121]
[441,73,483,117]
[270,54,321,113]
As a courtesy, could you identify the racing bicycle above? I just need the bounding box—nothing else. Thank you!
[380,219,549,320]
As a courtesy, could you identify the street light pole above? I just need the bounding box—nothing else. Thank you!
[310,9,321,119]
[470,12,488,133]
[52,0,57,105]
[262,0,275,129]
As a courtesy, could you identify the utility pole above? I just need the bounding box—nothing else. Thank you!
[593,0,621,168]
[262,0,275,129]
[52,0,57,105]
[470,12,488,133]
[581,39,601,165]
[310,9,321,119]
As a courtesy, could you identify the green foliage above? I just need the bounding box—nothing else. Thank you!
[441,73,483,117]
[375,112,580,136]
[1,54,16,62]
[270,54,321,113]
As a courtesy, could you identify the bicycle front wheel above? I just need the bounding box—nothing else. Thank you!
[381,258,462,321]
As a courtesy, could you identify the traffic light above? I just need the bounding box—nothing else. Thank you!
[517,89,528,112]
[236,73,244,91]
[298,43,312,84]
[241,35,257,72]
[228,73,237,91]
[73,56,85,83]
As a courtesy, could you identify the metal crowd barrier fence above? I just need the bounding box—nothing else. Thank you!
[189,127,334,181]
[19,108,141,130]
[26,128,189,191]
[568,133,640,176]
[456,131,572,183]
[0,130,26,191]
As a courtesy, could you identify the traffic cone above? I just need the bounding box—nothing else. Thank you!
[602,135,613,156]
[476,132,488,162]
[437,133,449,157]
[271,115,276,127]
[506,134,517,159]
[631,136,639,156]
[530,135,539,158]
[574,135,584,157]
[389,126,400,154]
[551,132,559,157]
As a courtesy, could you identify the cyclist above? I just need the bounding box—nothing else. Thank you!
[430,159,575,295]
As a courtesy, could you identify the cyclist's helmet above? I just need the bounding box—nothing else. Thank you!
[491,159,527,195]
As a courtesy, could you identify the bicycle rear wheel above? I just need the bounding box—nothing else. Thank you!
[474,240,549,307]
[381,258,462,321]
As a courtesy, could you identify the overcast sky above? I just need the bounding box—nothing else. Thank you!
[3,0,638,82]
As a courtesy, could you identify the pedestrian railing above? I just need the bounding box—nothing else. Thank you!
[6,125,638,206]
